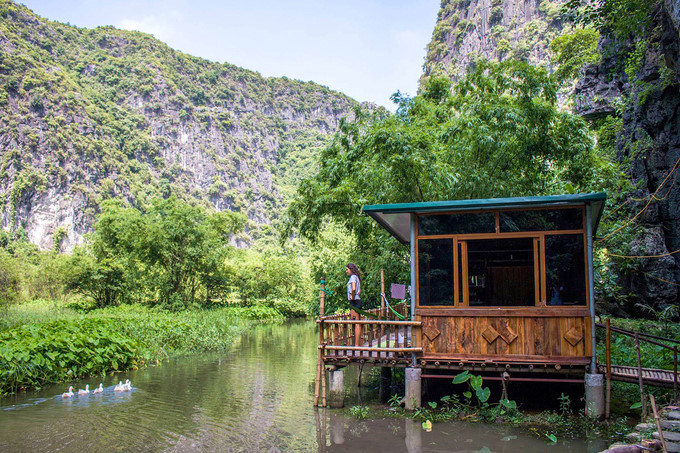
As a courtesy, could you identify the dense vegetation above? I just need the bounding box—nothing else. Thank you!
[285,59,625,306]
[0,0,678,413]
[0,195,313,395]
[0,301,282,395]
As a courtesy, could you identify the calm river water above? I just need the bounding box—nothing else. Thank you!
[0,321,608,452]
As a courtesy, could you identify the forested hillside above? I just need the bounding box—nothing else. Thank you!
[0,0,357,250]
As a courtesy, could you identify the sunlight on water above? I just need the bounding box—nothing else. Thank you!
[0,321,607,452]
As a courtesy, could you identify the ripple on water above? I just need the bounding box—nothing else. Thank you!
[0,321,607,452]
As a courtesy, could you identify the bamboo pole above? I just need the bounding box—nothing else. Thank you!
[322,345,423,353]
[320,277,327,407]
[650,394,668,453]
[321,319,422,326]
[381,268,386,310]
[635,333,646,419]
[380,268,386,344]
[606,318,611,420]
[321,361,327,407]
[314,277,326,407]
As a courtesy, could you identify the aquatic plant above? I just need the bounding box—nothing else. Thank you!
[0,304,284,395]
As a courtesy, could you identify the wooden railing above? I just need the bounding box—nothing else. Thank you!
[319,303,422,362]
[598,319,680,419]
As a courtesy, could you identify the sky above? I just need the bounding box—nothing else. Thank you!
[17,0,441,110]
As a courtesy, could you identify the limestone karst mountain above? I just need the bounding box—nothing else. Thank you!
[423,0,565,83]
[0,0,357,250]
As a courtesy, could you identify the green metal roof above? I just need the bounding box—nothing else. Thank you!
[363,192,607,244]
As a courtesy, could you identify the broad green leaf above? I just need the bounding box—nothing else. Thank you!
[476,386,491,403]
[453,371,470,384]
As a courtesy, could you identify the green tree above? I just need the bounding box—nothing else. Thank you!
[0,250,20,310]
[550,28,601,83]
[564,0,655,40]
[285,60,621,307]
[70,197,245,309]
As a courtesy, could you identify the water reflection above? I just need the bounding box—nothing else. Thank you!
[0,321,606,452]
[317,410,606,453]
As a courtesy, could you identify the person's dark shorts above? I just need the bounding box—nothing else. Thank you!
[349,299,362,309]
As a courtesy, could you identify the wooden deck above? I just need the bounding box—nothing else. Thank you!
[318,309,680,391]
[319,304,422,366]
[598,364,679,389]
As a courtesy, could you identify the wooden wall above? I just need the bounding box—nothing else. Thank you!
[418,308,591,364]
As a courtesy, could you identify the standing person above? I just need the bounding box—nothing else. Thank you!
[346,263,362,346]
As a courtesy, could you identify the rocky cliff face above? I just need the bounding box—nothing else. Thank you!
[0,0,357,250]
[426,0,680,308]
[573,1,680,309]
[423,0,565,82]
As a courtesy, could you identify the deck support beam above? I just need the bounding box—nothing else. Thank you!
[328,369,345,408]
[405,367,422,410]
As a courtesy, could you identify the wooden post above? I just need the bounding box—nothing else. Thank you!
[674,346,678,402]
[314,277,326,407]
[380,268,386,312]
[320,277,326,317]
[650,394,668,453]
[635,333,646,419]
[320,277,327,407]
[606,318,611,420]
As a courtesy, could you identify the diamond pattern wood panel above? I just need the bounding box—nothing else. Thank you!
[423,325,441,342]
[499,324,518,345]
[564,327,583,347]
[482,325,500,344]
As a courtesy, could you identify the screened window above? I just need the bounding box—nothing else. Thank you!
[418,239,454,306]
[418,213,495,235]
[545,234,586,306]
[499,209,583,232]
[466,238,535,307]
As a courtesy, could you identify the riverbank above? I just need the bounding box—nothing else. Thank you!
[0,300,285,395]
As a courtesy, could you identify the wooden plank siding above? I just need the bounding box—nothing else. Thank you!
[418,310,591,364]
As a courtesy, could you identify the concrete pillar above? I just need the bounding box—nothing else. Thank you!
[404,367,422,410]
[328,369,345,408]
[585,373,605,419]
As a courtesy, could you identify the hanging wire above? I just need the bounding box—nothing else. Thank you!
[606,247,680,259]
[640,271,680,287]
[599,153,680,243]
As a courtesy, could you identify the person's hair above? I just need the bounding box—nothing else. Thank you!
[346,263,361,282]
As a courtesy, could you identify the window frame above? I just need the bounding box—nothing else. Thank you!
[414,206,588,310]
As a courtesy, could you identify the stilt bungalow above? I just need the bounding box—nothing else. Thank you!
[315,193,607,413]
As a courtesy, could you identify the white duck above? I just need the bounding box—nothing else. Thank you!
[123,379,132,391]
[77,384,90,395]
[114,381,125,392]
[93,383,103,394]
[61,386,74,398]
